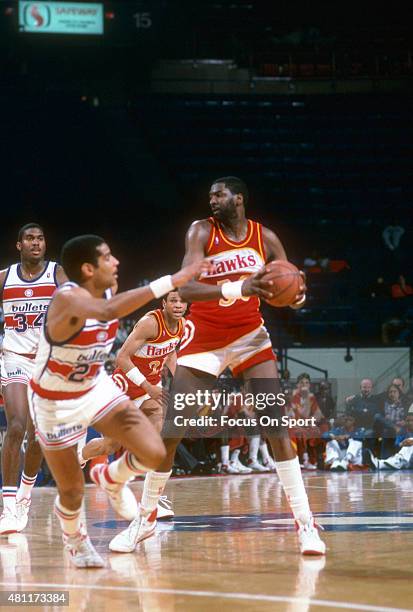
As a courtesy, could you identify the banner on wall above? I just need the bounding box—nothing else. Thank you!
[19,1,104,35]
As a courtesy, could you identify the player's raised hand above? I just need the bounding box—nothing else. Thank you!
[172,258,214,287]
[241,266,274,299]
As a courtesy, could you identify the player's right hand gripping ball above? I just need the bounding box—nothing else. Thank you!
[262,260,302,307]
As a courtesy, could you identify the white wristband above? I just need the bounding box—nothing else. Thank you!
[126,366,146,387]
[221,280,244,300]
[149,275,174,299]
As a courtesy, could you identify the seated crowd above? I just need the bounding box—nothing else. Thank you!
[1,324,412,477]
[166,372,413,475]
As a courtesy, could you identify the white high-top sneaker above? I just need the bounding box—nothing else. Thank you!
[63,525,105,568]
[16,498,31,532]
[248,460,270,472]
[231,457,252,474]
[90,464,138,520]
[0,508,18,535]
[296,518,326,555]
[109,508,157,553]
[157,496,174,520]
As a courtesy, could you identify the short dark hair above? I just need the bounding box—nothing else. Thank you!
[17,223,44,242]
[61,234,105,283]
[297,372,311,383]
[213,176,249,205]
[387,383,401,397]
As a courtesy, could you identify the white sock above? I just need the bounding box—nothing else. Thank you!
[54,496,82,536]
[107,451,150,484]
[220,445,230,465]
[249,435,260,462]
[275,457,312,525]
[2,487,17,513]
[141,471,172,514]
[17,472,37,501]
[260,441,271,464]
[231,449,240,462]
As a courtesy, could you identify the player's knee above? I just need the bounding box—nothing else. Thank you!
[6,419,26,444]
[143,438,167,470]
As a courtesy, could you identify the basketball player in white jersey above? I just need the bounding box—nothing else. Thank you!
[79,291,187,520]
[28,234,210,568]
[0,223,67,535]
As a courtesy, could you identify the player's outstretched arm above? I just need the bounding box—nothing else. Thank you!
[46,259,211,342]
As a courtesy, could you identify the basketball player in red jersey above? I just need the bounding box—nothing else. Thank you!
[28,234,208,567]
[109,177,326,556]
[0,223,67,535]
[79,291,187,519]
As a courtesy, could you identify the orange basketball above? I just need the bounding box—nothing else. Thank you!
[262,260,302,307]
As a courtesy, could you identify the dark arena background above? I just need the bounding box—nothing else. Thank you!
[0,1,413,610]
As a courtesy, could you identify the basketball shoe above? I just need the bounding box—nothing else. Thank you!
[157,496,174,520]
[230,457,253,474]
[0,509,18,535]
[90,464,138,520]
[16,498,31,532]
[296,518,326,555]
[247,459,270,472]
[109,507,157,553]
[63,525,105,568]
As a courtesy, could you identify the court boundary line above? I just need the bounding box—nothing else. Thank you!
[0,581,411,612]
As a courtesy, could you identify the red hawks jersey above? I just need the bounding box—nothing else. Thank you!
[189,218,266,328]
[2,261,58,355]
[31,283,118,400]
[113,309,184,400]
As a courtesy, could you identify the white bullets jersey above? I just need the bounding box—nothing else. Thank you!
[2,261,58,355]
[31,283,118,399]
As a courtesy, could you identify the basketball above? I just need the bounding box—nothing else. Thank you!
[262,260,302,307]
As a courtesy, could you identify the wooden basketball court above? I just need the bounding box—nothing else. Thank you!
[0,471,412,611]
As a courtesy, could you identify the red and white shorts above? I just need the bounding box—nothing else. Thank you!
[177,322,275,377]
[1,351,35,388]
[28,372,128,451]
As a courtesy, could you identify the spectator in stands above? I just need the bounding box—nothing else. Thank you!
[364,409,413,470]
[391,274,413,299]
[373,384,406,457]
[345,378,381,434]
[322,415,367,471]
[315,381,336,421]
[289,373,325,470]
[375,377,410,411]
